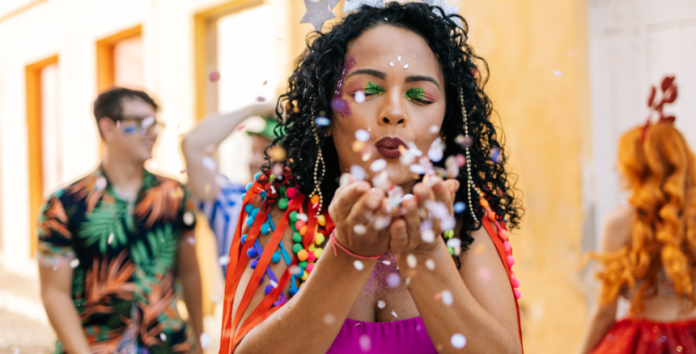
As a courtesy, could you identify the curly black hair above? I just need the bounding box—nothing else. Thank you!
[263,2,522,251]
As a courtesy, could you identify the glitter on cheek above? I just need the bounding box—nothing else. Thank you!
[331,56,357,118]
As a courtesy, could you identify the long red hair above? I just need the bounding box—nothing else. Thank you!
[591,122,696,312]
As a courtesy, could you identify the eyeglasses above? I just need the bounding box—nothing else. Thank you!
[115,115,166,135]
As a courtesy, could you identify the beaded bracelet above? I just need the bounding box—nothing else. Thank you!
[329,230,384,260]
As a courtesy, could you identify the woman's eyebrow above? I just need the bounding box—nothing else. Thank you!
[345,68,386,80]
[405,75,440,89]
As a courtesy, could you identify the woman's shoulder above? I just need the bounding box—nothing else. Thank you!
[600,205,634,252]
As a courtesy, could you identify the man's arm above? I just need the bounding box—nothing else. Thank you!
[178,231,204,351]
[39,263,91,354]
[182,104,276,201]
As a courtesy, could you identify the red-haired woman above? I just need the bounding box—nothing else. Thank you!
[578,77,696,353]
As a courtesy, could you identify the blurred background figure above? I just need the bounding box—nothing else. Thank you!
[577,78,696,353]
[183,103,279,274]
[36,88,204,353]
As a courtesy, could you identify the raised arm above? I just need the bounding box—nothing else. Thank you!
[182,104,276,201]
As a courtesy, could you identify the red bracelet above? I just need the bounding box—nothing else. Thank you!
[329,230,384,260]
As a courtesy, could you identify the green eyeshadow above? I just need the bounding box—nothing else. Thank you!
[364,82,385,95]
[404,88,426,101]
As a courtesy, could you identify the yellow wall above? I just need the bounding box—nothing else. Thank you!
[458,0,591,351]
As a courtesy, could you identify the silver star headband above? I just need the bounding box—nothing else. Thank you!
[301,0,461,32]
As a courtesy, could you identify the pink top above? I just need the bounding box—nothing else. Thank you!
[327,317,437,354]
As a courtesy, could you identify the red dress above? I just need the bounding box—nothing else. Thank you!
[591,317,696,353]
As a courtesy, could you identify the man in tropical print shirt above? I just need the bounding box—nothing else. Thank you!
[37,88,203,354]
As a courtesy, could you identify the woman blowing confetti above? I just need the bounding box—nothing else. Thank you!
[214,2,523,353]
[578,76,696,354]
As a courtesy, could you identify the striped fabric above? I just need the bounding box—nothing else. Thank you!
[198,175,246,274]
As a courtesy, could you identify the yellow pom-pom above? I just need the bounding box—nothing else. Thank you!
[314,233,325,245]
[314,248,323,259]
[311,194,320,205]
[301,271,309,281]
[297,249,308,261]
[317,214,326,226]
[308,243,316,252]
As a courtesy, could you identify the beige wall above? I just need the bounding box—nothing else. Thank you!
[458,0,591,351]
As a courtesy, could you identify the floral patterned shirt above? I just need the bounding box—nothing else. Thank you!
[37,167,197,354]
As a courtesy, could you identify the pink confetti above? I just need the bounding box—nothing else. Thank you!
[387,273,401,288]
[209,71,220,82]
[359,334,371,352]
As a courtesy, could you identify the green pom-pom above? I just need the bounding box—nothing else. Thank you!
[299,261,308,270]
[289,211,298,223]
[292,233,303,243]
[278,198,288,210]
[448,247,454,255]
[292,243,304,254]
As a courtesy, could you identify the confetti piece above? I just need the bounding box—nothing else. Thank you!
[268,145,287,161]
[70,259,80,268]
[95,176,107,190]
[568,48,577,57]
[180,169,187,174]
[186,236,196,245]
[421,229,435,243]
[108,233,114,245]
[390,62,395,67]
[272,163,284,176]
[257,96,266,102]
[355,91,366,103]
[391,310,398,318]
[429,125,439,134]
[183,211,195,226]
[378,300,386,309]
[350,165,366,181]
[475,244,485,255]
[200,333,211,349]
[410,164,426,175]
[354,260,364,270]
[359,334,372,352]
[297,213,308,222]
[425,259,435,270]
[209,71,220,82]
[262,80,268,85]
[372,171,392,191]
[407,254,417,268]
[202,157,218,171]
[160,333,167,341]
[451,333,467,349]
[407,142,423,156]
[442,290,453,306]
[489,148,501,163]
[454,202,466,213]
[403,194,414,201]
[324,313,336,325]
[397,56,402,62]
[289,265,302,275]
[219,255,230,265]
[315,117,331,126]
[387,273,401,288]
[371,159,387,172]
[553,70,562,77]
[141,116,155,130]
[428,148,443,162]
[355,129,370,142]
[352,140,366,152]
[447,238,462,255]
[382,260,391,265]
[362,152,372,162]
[477,267,491,281]
[403,64,409,69]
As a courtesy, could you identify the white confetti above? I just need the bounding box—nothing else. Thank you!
[478,267,491,281]
[391,310,398,318]
[387,273,401,288]
[407,142,423,156]
[202,156,218,171]
[359,334,371,352]
[429,125,439,134]
[362,152,372,162]
[315,117,331,126]
[160,332,167,341]
[403,194,414,201]
[382,260,391,265]
[397,56,402,62]
[297,213,308,222]
[403,64,409,69]
[107,233,114,245]
[400,150,415,165]
[405,277,412,286]
[289,265,303,275]
[141,116,155,130]
[553,70,562,77]
[354,260,364,271]
[442,290,453,306]
[270,280,278,288]
[186,236,196,245]
[409,164,426,175]
[390,61,395,67]
[350,165,366,180]
[428,148,443,162]
[451,333,467,349]
[425,259,435,270]
[218,255,230,265]
[95,176,107,190]
[407,254,417,268]
[199,333,211,349]
[324,313,336,325]
[353,224,366,235]
[421,229,435,243]
[215,175,229,187]
[70,259,80,269]
[355,129,370,142]
[370,159,387,172]
[447,238,461,249]
[183,211,195,226]
[355,91,366,103]
[378,300,386,309]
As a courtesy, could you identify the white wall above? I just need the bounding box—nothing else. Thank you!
[0,0,297,272]
[588,0,696,245]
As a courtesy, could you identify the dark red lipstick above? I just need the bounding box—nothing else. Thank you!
[374,136,407,159]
